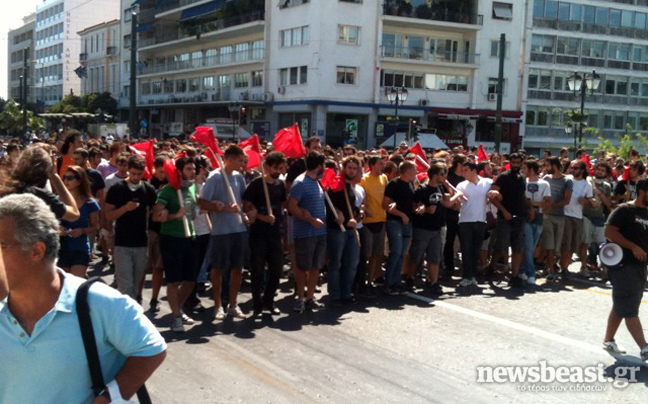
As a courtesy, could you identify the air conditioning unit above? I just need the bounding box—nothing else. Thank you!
[277,86,286,95]
[418,99,428,107]
[487,93,497,101]
[264,92,274,102]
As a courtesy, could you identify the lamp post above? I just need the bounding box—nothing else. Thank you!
[567,70,601,154]
[386,86,408,149]
[228,101,241,143]
[564,123,573,149]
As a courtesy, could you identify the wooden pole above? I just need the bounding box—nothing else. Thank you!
[259,162,274,220]
[321,188,345,232]
[176,189,191,237]
[213,152,243,225]
[342,183,361,246]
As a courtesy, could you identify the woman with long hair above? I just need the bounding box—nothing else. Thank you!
[59,165,100,278]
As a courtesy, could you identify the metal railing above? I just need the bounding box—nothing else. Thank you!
[139,48,265,75]
[382,2,483,26]
[380,46,479,65]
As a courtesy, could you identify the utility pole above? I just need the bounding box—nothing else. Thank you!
[23,48,29,143]
[494,33,505,153]
[129,12,138,137]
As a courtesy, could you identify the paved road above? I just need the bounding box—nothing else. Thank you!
[95,262,648,404]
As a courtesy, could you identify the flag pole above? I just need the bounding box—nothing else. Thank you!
[176,189,191,238]
[213,152,244,225]
[259,161,274,221]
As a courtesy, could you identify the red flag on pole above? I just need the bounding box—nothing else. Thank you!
[477,144,489,163]
[622,166,631,181]
[273,124,306,158]
[320,168,345,192]
[129,140,154,179]
[205,147,220,169]
[239,134,263,169]
[163,159,181,190]
[191,126,223,155]
[410,142,429,174]
[581,155,593,176]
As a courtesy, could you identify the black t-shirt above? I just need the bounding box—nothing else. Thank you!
[86,168,105,198]
[20,186,67,220]
[105,180,157,247]
[614,180,638,201]
[412,184,447,231]
[384,178,415,222]
[148,176,168,233]
[494,170,527,217]
[286,159,306,184]
[606,203,648,266]
[325,183,358,230]
[243,177,287,238]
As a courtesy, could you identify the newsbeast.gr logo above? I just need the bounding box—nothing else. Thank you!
[476,361,640,391]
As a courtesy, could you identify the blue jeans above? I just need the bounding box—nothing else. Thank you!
[327,229,360,300]
[522,221,543,279]
[458,222,486,280]
[386,220,412,288]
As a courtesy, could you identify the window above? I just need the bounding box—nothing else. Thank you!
[558,2,569,21]
[605,76,628,95]
[280,26,309,47]
[234,73,249,88]
[381,71,467,92]
[163,80,173,93]
[609,9,621,27]
[488,78,500,95]
[235,43,249,62]
[553,71,569,91]
[545,1,557,19]
[635,13,646,30]
[492,2,512,20]
[252,70,263,87]
[528,69,539,89]
[217,74,230,88]
[570,4,582,21]
[189,78,200,92]
[596,7,608,25]
[621,10,633,28]
[609,43,630,61]
[203,76,215,91]
[338,25,359,45]
[152,82,162,94]
[142,82,151,95]
[531,34,555,53]
[279,66,308,86]
[582,40,605,58]
[336,66,356,85]
[490,40,510,58]
[556,37,579,56]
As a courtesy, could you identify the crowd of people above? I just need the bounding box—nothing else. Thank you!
[0,130,647,361]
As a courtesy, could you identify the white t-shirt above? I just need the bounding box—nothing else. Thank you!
[456,177,493,223]
[354,184,365,230]
[564,177,593,219]
[525,178,552,214]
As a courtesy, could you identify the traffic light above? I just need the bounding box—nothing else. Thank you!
[239,106,248,126]
[411,120,419,142]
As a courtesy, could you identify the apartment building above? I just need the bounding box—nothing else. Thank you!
[7,13,36,104]
[78,20,121,97]
[130,0,526,148]
[523,0,648,155]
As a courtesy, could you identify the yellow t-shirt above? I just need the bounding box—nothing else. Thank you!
[360,173,388,224]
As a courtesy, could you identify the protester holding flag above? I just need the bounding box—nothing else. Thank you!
[324,157,361,306]
[199,145,249,320]
[243,151,288,316]
[153,157,198,332]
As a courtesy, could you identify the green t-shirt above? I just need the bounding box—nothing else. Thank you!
[156,184,197,238]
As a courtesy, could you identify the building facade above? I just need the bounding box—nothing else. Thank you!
[34,0,120,106]
[522,0,648,155]
[78,20,121,97]
[130,0,527,149]
[7,13,36,104]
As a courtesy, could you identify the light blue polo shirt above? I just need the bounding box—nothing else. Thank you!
[0,269,167,404]
[201,168,248,236]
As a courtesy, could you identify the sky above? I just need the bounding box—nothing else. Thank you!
[0,0,40,100]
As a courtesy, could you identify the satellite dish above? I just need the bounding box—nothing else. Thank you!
[599,243,623,268]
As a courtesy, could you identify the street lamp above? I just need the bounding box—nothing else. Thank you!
[386,86,408,149]
[567,70,600,154]
[228,101,241,143]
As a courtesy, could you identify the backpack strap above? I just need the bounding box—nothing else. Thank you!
[75,276,106,397]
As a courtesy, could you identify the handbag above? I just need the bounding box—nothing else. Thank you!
[76,277,153,404]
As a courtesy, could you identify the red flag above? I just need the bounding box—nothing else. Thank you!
[163,159,181,190]
[175,150,188,161]
[320,168,345,192]
[581,155,593,176]
[129,140,154,179]
[410,142,428,173]
[417,172,428,182]
[477,144,489,163]
[191,126,223,155]
[622,166,631,181]
[380,149,387,156]
[273,124,306,159]
[240,134,263,169]
[205,147,220,169]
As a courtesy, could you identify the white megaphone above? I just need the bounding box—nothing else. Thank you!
[599,243,623,268]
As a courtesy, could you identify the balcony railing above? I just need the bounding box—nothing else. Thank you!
[139,49,265,75]
[380,46,479,65]
[382,2,483,26]
[157,0,217,14]
[139,11,264,48]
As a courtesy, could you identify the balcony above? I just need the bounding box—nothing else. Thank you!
[140,88,264,106]
[107,46,118,56]
[382,1,482,26]
[138,48,265,76]
[380,46,479,66]
[534,18,648,41]
[139,11,264,49]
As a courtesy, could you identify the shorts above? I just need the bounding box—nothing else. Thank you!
[286,216,294,245]
[294,235,327,271]
[57,249,90,268]
[609,263,647,318]
[209,232,248,271]
[160,235,198,283]
[541,214,565,251]
[409,228,442,266]
[494,216,526,253]
[561,216,583,253]
[359,222,386,260]
[147,230,163,270]
[582,216,606,245]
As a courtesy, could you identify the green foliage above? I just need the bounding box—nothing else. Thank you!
[0,100,45,135]
[593,130,648,159]
[48,93,82,113]
[47,92,117,116]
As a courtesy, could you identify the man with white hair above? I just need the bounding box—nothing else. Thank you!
[0,194,166,403]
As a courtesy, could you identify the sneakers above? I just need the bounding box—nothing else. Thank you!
[214,306,227,320]
[546,273,558,282]
[227,305,247,319]
[603,340,626,354]
[180,311,195,325]
[641,344,648,361]
[519,273,528,282]
[293,298,305,313]
[427,282,443,295]
[404,277,415,290]
[171,317,185,333]
[508,276,524,289]
[458,278,474,288]
[580,266,591,278]
[149,299,160,313]
[560,268,570,279]
[305,298,321,311]
[527,277,536,285]
[263,305,281,315]
[382,285,400,296]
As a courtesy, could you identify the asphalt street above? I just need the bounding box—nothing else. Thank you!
[92,261,648,404]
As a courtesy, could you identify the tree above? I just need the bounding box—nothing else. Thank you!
[0,100,45,136]
[48,93,82,113]
[87,92,118,116]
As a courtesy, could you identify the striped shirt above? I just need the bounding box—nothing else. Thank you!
[290,173,326,239]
